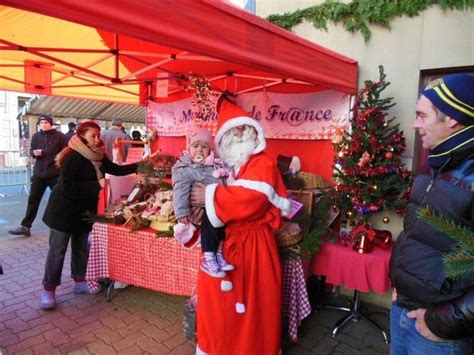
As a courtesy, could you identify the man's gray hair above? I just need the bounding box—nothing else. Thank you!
[431,104,447,122]
[111,117,123,126]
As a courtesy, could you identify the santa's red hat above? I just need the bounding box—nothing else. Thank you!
[214,99,266,155]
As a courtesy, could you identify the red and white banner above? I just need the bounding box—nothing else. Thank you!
[147,91,351,140]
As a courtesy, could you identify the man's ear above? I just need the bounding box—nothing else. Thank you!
[445,116,461,129]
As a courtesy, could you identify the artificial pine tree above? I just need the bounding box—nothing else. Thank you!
[333,66,411,222]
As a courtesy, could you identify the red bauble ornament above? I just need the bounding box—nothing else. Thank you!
[385,152,394,160]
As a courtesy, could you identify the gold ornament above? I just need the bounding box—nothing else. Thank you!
[345,210,354,220]
[333,128,344,144]
[382,216,390,224]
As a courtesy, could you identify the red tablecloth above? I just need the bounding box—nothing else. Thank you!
[311,242,392,294]
[86,223,200,296]
[86,222,311,342]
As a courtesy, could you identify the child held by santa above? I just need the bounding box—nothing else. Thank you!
[172,126,234,277]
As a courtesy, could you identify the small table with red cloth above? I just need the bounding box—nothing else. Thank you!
[86,222,311,342]
[311,241,392,343]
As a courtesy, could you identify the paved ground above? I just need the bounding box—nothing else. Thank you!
[0,193,390,354]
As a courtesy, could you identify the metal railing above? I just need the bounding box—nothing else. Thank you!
[0,164,31,195]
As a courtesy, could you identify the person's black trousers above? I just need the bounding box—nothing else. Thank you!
[200,211,225,253]
[21,175,58,228]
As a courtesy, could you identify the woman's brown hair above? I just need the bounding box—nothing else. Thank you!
[56,121,102,166]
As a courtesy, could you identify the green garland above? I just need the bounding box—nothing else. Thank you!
[267,0,473,41]
[418,207,474,279]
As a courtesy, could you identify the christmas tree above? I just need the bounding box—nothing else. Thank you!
[333,66,411,222]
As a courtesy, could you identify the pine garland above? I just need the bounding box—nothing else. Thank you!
[267,0,473,41]
[418,207,474,279]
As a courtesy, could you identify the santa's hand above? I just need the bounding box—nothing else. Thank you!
[407,309,443,342]
[178,216,190,224]
[190,182,206,207]
[98,178,106,188]
[189,207,204,226]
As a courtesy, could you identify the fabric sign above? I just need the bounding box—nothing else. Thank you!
[147,91,350,140]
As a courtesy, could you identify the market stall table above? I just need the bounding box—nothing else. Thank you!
[86,222,200,296]
[86,222,311,342]
[311,241,392,343]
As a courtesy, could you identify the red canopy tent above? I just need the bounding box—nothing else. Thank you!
[0,0,358,179]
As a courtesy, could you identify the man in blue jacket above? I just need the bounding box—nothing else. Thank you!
[9,115,68,236]
[390,74,474,354]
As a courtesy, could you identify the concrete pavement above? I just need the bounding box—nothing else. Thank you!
[0,193,389,354]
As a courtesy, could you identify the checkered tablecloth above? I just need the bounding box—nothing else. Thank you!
[86,223,311,342]
[282,257,312,342]
[86,223,110,292]
[86,223,200,295]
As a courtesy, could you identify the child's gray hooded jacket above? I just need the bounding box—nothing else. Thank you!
[172,153,222,219]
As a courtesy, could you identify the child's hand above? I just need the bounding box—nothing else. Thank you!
[178,216,190,224]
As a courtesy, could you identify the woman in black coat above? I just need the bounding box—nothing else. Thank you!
[40,121,144,310]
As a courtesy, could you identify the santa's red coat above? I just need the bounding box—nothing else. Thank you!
[198,152,288,355]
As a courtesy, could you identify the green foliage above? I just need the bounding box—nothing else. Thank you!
[82,210,115,224]
[155,228,175,238]
[267,0,474,41]
[300,189,337,259]
[418,207,474,279]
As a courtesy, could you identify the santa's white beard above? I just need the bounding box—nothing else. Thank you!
[218,131,257,170]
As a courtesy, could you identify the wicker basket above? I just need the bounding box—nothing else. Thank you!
[296,171,330,190]
[275,222,302,248]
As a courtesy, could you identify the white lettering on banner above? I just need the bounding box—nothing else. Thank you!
[146,91,350,140]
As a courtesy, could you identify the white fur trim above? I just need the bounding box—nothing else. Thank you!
[196,344,209,355]
[289,156,301,174]
[235,302,246,313]
[215,116,266,155]
[205,183,224,228]
[220,280,233,292]
[231,179,291,215]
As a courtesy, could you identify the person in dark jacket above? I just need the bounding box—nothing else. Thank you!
[390,74,474,354]
[65,121,76,142]
[40,121,144,310]
[9,115,68,237]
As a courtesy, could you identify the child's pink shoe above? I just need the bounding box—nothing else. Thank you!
[201,254,225,278]
[216,252,235,271]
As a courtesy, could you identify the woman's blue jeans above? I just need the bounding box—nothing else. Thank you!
[390,301,470,355]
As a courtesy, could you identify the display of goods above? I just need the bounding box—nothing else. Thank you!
[148,216,175,232]
[352,231,373,254]
[275,222,302,248]
[372,230,392,249]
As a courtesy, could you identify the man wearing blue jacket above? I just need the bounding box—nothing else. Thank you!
[390,74,474,354]
[9,115,68,236]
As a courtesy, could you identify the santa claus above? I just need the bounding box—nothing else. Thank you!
[191,97,290,355]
